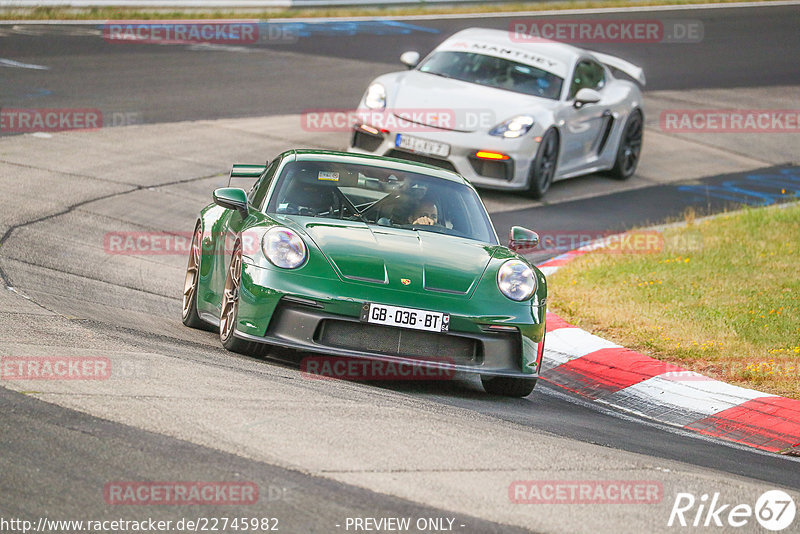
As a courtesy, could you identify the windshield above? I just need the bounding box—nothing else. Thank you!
[267,160,497,244]
[418,51,563,100]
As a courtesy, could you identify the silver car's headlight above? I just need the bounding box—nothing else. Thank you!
[497,260,536,301]
[489,115,535,138]
[262,227,306,269]
[364,83,386,110]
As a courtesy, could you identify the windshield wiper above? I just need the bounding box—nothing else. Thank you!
[424,71,455,80]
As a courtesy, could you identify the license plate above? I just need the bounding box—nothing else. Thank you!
[360,302,449,333]
[395,134,450,158]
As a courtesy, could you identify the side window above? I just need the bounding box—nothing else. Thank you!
[249,159,280,210]
[568,60,605,100]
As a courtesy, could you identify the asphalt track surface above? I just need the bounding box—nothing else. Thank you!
[1,4,800,533]
[1,5,799,123]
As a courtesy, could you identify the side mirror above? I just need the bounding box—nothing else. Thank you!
[508,226,539,252]
[400,51,420,69]
[573,88,602,108]
[213,187,249,219]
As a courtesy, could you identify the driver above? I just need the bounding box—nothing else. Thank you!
[408,199,438,226]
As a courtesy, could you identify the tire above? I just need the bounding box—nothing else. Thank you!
[526,128,559,199]
[219,241,256,354]
[182,223,208,329]
[607,108,643,180]
[481,375,537,397]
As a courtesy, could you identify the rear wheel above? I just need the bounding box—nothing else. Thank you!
[182,223,207,329]
[607,108,643,180]
[481,375,537,398]
[526,129,559,199]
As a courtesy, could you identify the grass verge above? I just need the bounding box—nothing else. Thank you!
[0,0,788,21]
[549,203,800,399]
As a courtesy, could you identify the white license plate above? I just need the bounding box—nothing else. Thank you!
[395,134,450,158]
[360,303,449,333]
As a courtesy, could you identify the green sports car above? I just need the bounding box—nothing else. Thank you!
[182,149,547,397]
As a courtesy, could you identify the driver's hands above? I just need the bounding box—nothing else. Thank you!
[411,215,436,226]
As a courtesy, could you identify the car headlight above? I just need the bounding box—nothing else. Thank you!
[262,227,306,269]
[497,260,536,301]
[364,83,386,110]
[489,115,535,138]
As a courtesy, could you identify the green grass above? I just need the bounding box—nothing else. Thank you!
[0,0,787,21]
[549,203,800,399]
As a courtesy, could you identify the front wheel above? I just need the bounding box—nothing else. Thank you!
[526,129,559,199]
[219,241,251,353]
[481,375,537,397]
[607,108,643,180]
[219,241,272,357]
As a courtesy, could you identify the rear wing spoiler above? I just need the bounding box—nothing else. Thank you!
[592,52,646,86]
[227,164,267,187]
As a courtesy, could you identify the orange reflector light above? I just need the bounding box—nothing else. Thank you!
[359,124,380,135]
[487,325,517,332]
[475,151,510,160]
[533,136,543,143]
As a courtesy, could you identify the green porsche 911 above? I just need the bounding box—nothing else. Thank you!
[182,149,546,397]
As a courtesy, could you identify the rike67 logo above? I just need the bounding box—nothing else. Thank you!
[668,490,796,531]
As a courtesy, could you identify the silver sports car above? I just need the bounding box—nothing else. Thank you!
[348,28,646,198]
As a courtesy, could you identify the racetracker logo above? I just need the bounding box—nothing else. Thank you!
[509,18,703,43]
[300,356,456,381]
[661,110,800,133]
[103,231,261,256]
[103,20,259,44]
[0,108,101,133]
[518,230,664,255]
[104,481,258,505]
[1,356,111,380]
[509,480,663,504]
[302,108,495,133]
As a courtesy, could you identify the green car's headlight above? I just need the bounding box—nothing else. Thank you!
[497,259,536,301]
[262,227,306,269]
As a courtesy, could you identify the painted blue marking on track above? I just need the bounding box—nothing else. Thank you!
[677,167,800,206]
[269,20,439,38]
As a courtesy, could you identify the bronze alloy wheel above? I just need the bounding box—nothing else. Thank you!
[182,227,202,318]
[219,242,242,343]
[181,225,207,329]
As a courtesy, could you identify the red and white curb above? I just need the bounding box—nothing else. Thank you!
[536,249,800,455]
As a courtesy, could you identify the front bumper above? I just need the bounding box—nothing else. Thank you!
[348,123,540,192]
[235,263,546,378]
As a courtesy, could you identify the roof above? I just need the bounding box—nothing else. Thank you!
[285,149,468,184]
[436,27,584,79]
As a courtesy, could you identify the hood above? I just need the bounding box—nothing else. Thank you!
[288,218,493,296]
[389,70,559,133]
